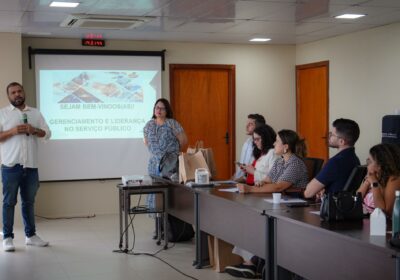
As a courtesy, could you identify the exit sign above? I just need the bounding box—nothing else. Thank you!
[81,39,106,47]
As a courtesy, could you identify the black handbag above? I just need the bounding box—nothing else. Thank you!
[159,152,179,178]
[320,191,363,221]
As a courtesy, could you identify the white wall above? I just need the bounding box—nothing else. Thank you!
[296,23,400,162]
[21,38,296,216]
[0,33,22,105]
[0,32,23,222]
[5,21,400,217]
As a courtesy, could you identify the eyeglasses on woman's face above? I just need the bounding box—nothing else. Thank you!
[155,106,166,111]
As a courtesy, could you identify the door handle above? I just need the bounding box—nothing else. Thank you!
[224,132,229,144]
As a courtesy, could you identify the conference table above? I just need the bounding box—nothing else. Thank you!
[267,204,399,280]
[192,185,399,280]
[155,179,400,279]
[192,186,271,271]
[164,179,212,266]
[163,180,272,267]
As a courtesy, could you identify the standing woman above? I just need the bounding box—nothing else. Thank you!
[143,98,187,214]
[357,143,400,216]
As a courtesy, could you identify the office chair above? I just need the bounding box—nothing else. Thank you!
[303,157,325,180]
[284,157,324,198]
[343,165,367,193]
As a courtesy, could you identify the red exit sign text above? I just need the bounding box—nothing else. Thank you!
[81,39,106,47]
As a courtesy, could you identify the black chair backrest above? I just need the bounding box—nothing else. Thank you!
[303,157,324,180]
[343,165,367,193]
[284,157,324,198]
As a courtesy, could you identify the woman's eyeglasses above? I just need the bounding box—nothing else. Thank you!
[155,106,166,111]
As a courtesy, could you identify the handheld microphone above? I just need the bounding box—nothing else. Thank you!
[22,113,29,136]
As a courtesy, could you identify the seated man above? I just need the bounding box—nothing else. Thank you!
[234,113,266,180]
[304,118,360,198]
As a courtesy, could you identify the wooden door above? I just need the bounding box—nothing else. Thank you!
[296,61,329,161]
[170,64,235,179]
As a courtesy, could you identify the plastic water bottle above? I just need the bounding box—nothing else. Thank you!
[392,190,400,238]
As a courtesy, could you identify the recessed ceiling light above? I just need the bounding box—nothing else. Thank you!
[335,14,366,19]
[50,1,80,8]
[250,38,271,42]
[26,32,52,36]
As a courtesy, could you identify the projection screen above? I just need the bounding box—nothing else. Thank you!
[34,53,162,181]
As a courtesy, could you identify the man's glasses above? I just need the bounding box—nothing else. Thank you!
[328,131,342,139]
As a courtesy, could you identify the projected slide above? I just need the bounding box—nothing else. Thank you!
[35,53,161,181]
[40,70,157,140]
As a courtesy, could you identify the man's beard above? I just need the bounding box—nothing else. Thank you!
[10,97,25,107]
[328,142,338,148]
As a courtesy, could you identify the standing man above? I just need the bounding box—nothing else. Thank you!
[0,82,51,252]
[304,118,360,198]
[234,114,266,179]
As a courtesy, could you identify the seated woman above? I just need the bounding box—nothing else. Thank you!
[237,129,309,194]
[238,124,278,185]
[357,143,400,216]
[226,130,309,279]
[230,125,277,273]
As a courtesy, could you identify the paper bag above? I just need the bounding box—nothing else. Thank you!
[179,151,210,183]
[186,140,204,154]
[187,141,217,179]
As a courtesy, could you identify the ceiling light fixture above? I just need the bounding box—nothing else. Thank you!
[26,32,52,36]
[335,14,366,19]
[250,38,271,42]
[50,1,80,8]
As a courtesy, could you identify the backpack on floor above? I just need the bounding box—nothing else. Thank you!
[167,215,194,242]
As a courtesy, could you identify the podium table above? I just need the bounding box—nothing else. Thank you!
[117,180,169,251]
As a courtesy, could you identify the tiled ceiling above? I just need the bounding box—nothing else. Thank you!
[1,0,400,44]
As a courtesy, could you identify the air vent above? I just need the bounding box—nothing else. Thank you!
[60,14,153,30]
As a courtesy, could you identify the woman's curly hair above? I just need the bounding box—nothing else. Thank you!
[369,143,400,187]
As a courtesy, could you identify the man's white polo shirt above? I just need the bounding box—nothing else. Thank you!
[0,105,51,168]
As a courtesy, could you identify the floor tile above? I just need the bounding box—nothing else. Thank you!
[0,214,244,280]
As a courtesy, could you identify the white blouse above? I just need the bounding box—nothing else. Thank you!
[254,149,278,183]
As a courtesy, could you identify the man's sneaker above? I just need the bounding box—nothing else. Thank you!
[3,238,15,252]
[25,235,49,247]
[225,263,257,279]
